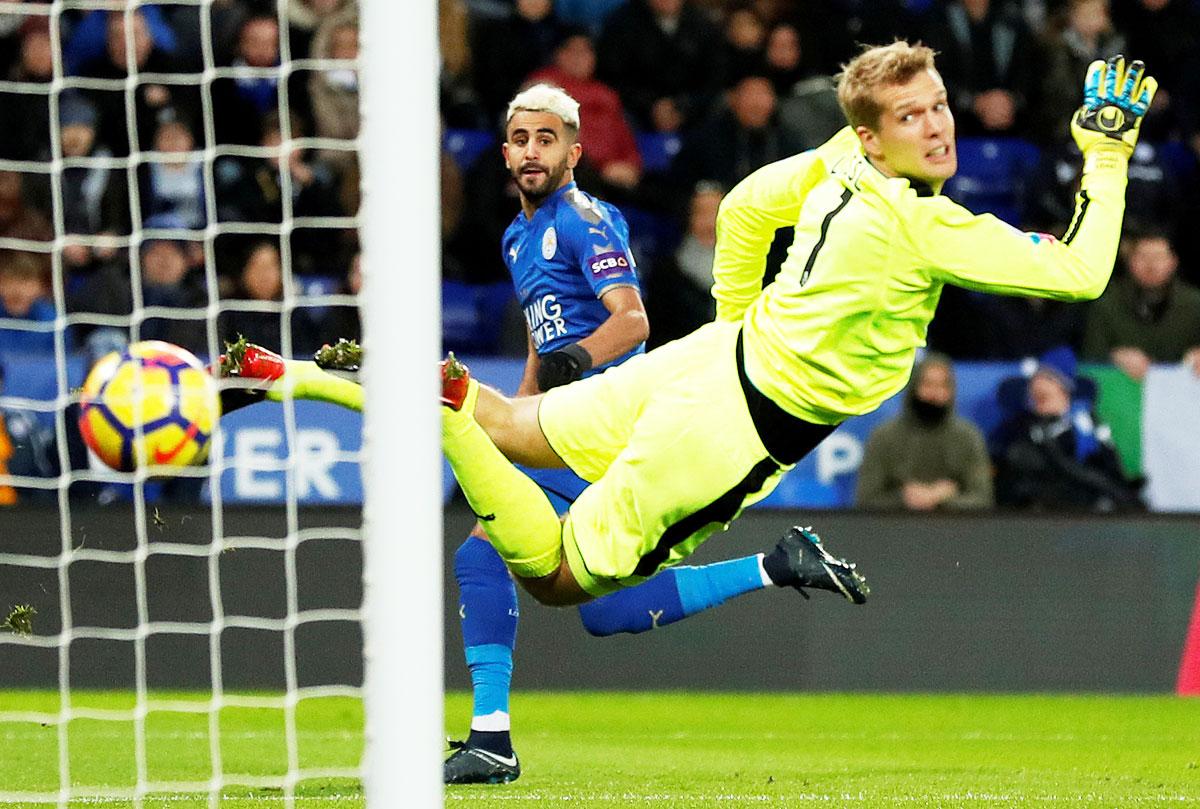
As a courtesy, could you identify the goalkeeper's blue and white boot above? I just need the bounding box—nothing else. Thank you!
[762,526,870,604]
[443,739,521,785]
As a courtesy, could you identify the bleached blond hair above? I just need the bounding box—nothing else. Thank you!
[506,83,581,136]
[837,41,938,130]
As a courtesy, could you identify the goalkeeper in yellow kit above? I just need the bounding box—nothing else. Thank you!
[440,42,1156,607]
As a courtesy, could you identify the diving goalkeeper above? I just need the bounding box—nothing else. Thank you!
[436,42,1156,607]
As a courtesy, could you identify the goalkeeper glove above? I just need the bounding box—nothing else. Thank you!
[537,343,592,391]
[1071,55,1157,158]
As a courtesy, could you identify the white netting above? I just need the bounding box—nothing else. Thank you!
[0,1,375,804]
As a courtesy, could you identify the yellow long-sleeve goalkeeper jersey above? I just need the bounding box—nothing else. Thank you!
[713,127,1129,425]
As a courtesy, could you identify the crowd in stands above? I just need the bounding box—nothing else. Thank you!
[440,0,1200,363]
[1,0,1199,509]
[0,0,361,361]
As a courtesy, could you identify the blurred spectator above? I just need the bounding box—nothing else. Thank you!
[308,8,359,153]
[0,170,53,249]
[0,363,56,504]
[321,250,362,345]
[216,237,326,356]
[982,296,1087,359]
[440,0,487,128]
[0,11,28,71]
[0,250,55,354]
[70,227,208,356]
[645,182,721,346]
[1025,140,1184,239]
[1082,230,1200,380]
[993,348,1141,511]
[777,75,845,151]
[722,3,768,86]
[797,0,924,76]
[445,143,519,285]
[142,117,206,230]
[762,21,808,96]
[219,241,284,353]
[470,0,563,125]
[1111,0,1200,145]
[922,0,1041,136]
[288,0,355,60]
[596,0,726,132]
[215,112,342,274]
[65,6,178,75]
[212,15,282,145]
[78,10,197,157]
[0,17,53,161]
[555,0,629,35]
[1037,0,1125,142]
[59,91,129,275]
[856,353,994,511]
[527,30,642,192]
[673,74,802,189]
[0,396,15,504]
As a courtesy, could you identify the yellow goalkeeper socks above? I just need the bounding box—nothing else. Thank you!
[266,361,364,412]
[443,379,564,579]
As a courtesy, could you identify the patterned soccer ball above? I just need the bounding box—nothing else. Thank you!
[78,341,219,472]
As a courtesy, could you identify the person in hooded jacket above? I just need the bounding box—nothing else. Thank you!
[855,352,994,511]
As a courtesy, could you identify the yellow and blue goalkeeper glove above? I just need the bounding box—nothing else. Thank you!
[1071,55,1157,157]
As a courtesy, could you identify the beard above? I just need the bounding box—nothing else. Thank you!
[512,156,570,205]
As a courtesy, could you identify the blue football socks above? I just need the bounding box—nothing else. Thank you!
[578,554,770,636]
[454,536,518,755]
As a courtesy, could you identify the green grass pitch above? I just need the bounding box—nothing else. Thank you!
[1,691,1198,806]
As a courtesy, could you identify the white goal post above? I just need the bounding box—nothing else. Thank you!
[358,0,442,805]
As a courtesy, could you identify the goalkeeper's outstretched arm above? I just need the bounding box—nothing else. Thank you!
[917,55,1157,300]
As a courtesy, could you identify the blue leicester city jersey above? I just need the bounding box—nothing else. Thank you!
[502,182,643,373]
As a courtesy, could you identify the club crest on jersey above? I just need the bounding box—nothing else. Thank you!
[542,227,557,260]
[588,250,631,281]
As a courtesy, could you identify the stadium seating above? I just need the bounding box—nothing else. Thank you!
[441,279,515,354]
[443,128,497,171]
[635,132,683,175]
[943,137,1041,226]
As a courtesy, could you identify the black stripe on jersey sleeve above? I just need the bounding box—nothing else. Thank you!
[1063,189,1091,245]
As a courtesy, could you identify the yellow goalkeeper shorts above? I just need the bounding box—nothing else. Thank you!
[538,320,790,596]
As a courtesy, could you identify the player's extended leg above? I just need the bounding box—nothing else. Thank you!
[536,321,868,605]
[442,358,590,606]
[577,526,864,635]
[445,528,522,785]
[216,339,363,414]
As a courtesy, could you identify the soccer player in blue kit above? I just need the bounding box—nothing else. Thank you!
[444,84,849,785]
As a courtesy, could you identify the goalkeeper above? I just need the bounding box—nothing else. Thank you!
[439,43,1156,606]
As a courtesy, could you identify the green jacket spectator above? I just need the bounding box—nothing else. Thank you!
[856,353,994,512]
[1082,232,1200,381]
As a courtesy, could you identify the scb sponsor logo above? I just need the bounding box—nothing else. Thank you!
[589,251,631,279]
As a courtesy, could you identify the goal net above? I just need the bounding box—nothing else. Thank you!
[0,0,438,805]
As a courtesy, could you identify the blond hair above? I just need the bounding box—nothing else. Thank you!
[836,41,937,130]
[506,83,581,137]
